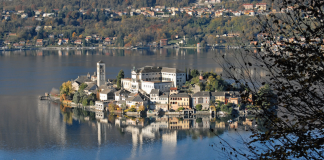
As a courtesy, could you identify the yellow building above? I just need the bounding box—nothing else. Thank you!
[212,92,226,103]
[169,117,190,129]
[169,93,191,111]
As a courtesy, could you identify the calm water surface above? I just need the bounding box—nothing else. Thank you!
[0,49,258,160]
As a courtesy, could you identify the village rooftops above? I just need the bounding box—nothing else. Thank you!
[84,83,97,90]
[159,94,169,98]
[133,66,162,73]
[128,93,137,97]
[170,93,190,98]
[161,67,185,73]
[211,92,226,97]
[126,95,144,102]
[133,66,185,73]
[143,80,173,83]
[115,89,131,95]
[98,85,114,91]
[192,91,210,97]
[150,89,160,95]
[101,88,114,94]
[74,75,92,84]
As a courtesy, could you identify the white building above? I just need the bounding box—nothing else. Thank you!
[191,91,211,110]
[42,13,55,17]
[99,88,115,101]
[149,89,169,111]
[97,60,105,87]
[95,101,109,111]
[141,81,173,94]
[115,89,131,101]
[121,66,186,94]
[126,94,148,109]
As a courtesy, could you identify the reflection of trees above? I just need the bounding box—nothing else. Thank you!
[108,114,116,123]
[60,104,73,125]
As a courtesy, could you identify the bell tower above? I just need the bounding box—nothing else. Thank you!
[97,60,105,87]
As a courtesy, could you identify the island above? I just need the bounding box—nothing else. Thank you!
[47,60,274,118]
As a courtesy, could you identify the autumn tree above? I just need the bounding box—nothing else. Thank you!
[108,103,117,112]
[138,105,146,112]
[215,0,324,159]
[60,81,73,97]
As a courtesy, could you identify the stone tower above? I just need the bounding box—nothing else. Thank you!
[97,60,105,87]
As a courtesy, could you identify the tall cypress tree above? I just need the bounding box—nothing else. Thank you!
[117,69,124,89]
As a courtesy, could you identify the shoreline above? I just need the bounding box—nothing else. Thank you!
[0,45,245,52]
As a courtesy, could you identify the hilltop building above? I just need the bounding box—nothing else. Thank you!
[121,66,186,94]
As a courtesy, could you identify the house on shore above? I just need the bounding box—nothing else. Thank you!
[169,93,191,111]
[149,89,169,111]
[191,91,211,110]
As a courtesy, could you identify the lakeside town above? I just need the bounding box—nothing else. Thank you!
[0,1,297,50]
[50,60,272,118]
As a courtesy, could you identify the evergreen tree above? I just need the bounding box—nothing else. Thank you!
[72,91,80,103]
[116,69,124,89]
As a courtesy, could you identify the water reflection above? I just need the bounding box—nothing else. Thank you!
[66,105,260,148]
[0,96,266,159]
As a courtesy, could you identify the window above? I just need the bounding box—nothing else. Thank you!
[198,98,203,103]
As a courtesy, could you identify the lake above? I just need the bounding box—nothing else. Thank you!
[0,49,259,160]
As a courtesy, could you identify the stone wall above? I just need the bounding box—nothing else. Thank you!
[195,111,211,115]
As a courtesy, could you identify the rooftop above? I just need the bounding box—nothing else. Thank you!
[150,89,160,95]
[74,75,92,84]
[170,93,190,98]
[100,88,114,94]
[211,92,226,96]
[192,91,210,97]
[115,89,131,95]
[126,95,144,102]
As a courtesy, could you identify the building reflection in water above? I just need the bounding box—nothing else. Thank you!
[61,105,262,150]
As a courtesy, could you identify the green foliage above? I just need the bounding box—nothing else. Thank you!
[195,104,202,111]
[246,105,259,111]
[72,91,80,103]
[220,103,233,114]
[89,100,94,106]
[82,98,89,106]
[116,69,124,89]
[120,103,127,110]
[196,118,202,123]
[125,107,137,112]
[177,107,184,111]
[190,69,199,79]
[255,83,276,109]
[79,83,88,91]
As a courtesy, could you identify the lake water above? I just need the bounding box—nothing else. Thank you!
[0,49,259,159]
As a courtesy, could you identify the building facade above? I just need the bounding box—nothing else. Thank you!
[191,91,211,110]
[149,89,169,111]
[169,93,191,111]
[121,66,186,94]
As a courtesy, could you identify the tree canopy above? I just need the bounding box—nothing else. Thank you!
[217,0,324,159]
